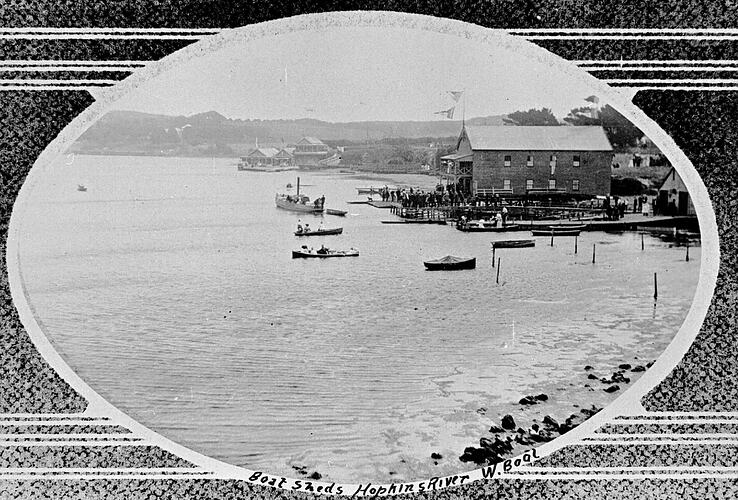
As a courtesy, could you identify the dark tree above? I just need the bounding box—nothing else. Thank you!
[503,108,560,126]
[564,104,644,149]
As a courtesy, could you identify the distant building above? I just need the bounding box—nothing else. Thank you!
[240,147,280,168]
[293,137,330,166]
[239,147,294,168]
[442,125,613,196]
[656,167,695,216]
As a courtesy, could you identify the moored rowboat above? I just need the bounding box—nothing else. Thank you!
[326,208,348,216]
[424,255,476,271]
[292,248,359,258]
[531,228,581,236]
[294,227,343,236]
[492,239,535,248]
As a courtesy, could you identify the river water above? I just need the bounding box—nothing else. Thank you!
[17,155,700,482]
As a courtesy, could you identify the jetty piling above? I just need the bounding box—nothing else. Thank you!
[574,235,578,254]
[592,244,596,264]
[686,241,690,262]
[641,233,644,251]
[550,228,554,247]
[492,246,496,267]
[654,272,658,300]
[496,258,501,284]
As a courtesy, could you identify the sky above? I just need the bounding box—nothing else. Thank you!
[112,27,602,123]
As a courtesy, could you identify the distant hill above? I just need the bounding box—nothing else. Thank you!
[70,110,506,156]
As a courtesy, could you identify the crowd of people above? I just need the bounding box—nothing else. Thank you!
[375,184,474,209]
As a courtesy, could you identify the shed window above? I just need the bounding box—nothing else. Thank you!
[504,155,511,167]
[526,155,533,167]
[503,179,511,190]
[572,179,580,191]
[573,155,581,167]
[526,179,534,190]
[549,179,556,190]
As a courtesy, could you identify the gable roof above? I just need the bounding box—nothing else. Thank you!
[275,148,294,158]
[247,147,280,158]
[463,126,613,151]
[297,136,326,146]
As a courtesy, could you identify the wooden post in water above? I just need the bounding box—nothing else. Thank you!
[686,241,690,262]
[492,246,496,267]
[654,272,658,300]
[496,258,501,284]
[550,228,554,247]
[641,233,645,251]
[575,235,578,254]
[592,243,596,264]
[296,177,300,196]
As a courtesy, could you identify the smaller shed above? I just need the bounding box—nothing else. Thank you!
[656,167,695,216]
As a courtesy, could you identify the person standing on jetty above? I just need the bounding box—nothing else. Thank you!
[502,206,509,226]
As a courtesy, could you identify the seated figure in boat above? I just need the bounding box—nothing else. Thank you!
[318,221,324,231]
[304,223,310,233]
[296,220,303,233]
[317,244,329,255]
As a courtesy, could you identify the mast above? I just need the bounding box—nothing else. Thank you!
[297,177,300,197]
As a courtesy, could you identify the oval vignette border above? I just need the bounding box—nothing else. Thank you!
[4,11,721,496]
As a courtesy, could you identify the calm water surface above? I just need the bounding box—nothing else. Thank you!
[18,155,700,482]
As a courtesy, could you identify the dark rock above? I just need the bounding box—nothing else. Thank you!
[431,452,442,460]
[488,424,505,433]
[611,372,631,384]
[514,433,534,446]
[309,472,322,480]
[631,365,646,372]
[501,414,516,430]
[459,446,497,464]
[646,360,655,368]
[542,415,559,430]
[535,393,549,401]
[604,384,621,393]
[531,423,540,431]
[531,429,554,442]
[580,405,601,418]
[618,363,632,370]
[519,395,539,405]
[480,437,495,449]
[584,365,594,371]
[476,407,487,415]
[587,374,599,380]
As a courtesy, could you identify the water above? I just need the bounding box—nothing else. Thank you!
[17,155,700,482]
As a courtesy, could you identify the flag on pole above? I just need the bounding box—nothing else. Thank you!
[434,106,455,119]
[448,91,464,103]
[584,95,599,103]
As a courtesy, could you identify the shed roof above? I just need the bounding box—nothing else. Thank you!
[297,136,326,146]
[464,126,613,151]
[247,147,280,158]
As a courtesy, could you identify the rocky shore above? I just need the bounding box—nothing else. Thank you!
[456,358,655,466]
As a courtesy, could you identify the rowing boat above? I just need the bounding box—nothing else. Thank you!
[492,239,535,248]
[424,255,476,270]
[457,224,519,232]
[326,208,348,216]
[294,227,343,236]
[292,248,359,258]
[531,228,581,236]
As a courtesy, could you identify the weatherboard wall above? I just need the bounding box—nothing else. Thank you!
[472,150,612,196]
